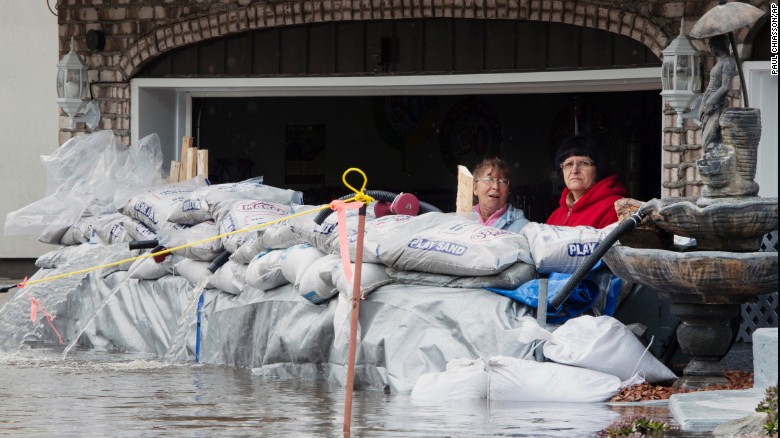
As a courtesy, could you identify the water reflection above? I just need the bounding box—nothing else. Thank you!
[0,348,686,437]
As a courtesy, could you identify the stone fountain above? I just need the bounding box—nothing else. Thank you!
[604,9,777,389]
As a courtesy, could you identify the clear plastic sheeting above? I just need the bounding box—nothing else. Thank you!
[0,244,138,352]
[0,244,538,394]
[4,131,165,242]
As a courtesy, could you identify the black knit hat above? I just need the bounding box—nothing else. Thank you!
[554,135,610,181]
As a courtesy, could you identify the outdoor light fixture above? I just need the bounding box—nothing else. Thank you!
[660,19,703,128]
[56,37,100,130]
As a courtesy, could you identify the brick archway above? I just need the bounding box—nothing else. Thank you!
[118,0,672,80]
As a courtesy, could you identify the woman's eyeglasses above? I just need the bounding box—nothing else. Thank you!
[476,177,510,186]
[560,159,595,171]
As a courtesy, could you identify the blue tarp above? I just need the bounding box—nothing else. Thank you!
[488,261,622,324]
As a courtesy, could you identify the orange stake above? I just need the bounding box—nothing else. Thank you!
[343,204,367,435]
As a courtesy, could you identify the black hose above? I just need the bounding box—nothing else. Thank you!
[207,251,231,273]
[129,239,159,250]
[313,190,442,224]
[0,284,18,293]
[548,209,647,310]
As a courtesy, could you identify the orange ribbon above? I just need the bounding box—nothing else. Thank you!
[330,199,363,285]
[17,277,64,345]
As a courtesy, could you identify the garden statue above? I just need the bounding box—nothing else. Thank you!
[695,32,761,200]
[698,34,735,149]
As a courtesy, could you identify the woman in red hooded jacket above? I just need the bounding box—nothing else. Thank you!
[547,135,628,229]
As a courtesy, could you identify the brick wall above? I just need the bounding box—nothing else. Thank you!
[55,0,771,194]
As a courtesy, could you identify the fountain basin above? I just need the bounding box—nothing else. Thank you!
[603,245,778,304]
[641,197,778,251]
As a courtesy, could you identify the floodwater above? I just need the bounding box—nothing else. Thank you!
[0,347,698,438]
[0,285,703,437]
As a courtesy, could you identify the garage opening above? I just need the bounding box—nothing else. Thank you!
[190,89,661,222]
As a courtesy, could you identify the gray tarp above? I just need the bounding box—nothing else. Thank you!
[0,244,537,394]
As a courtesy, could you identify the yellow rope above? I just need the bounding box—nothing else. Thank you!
[20,168,375,288]
[341,167,374,206]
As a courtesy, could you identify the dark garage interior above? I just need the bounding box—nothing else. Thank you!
[192,89,662,222]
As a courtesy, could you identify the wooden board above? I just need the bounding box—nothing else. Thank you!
[178,137,194,182]
[168,161,181,183]
[184,147,197,180]
[455,165,474,214]
[197,149,208,177]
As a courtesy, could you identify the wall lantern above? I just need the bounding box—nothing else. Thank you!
[56,37,100,130]
[660,19,703,128]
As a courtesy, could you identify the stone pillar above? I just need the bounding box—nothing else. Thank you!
[661,104,703,199]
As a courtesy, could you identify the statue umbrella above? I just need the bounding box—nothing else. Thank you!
[690,0,765,107]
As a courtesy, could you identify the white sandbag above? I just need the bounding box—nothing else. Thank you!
[156,220,223,261]
[411,358,489,400]
[386,261,536,289]
[174,258,212,287]
[291,220,338,254]
[376,212,533,276]
[59,215,97,245]
[244,249,288,290]
[521,222,617,274]
[208,260,247,295]
[60,213,127,246]
[258,222,305,250]
[169,178,303,226]
[297,254,341,304]
[212,200,294,253]
[128,257,166,280]
[229,206,316,264]
[165,189,211,225]
[117,175,208,231]
[280,244,326,288]
[337,214,415,263]
[205,182,303,208]
[542,315,677,383]
[259,204,317,248]
[332,262,394,298]
[487,356,621,402]
[122,217,158,242]
[89,213,130,244]
[334,262,394,297]
[230,238,264,265]
[167,177,265,225]
[293,206,377,255]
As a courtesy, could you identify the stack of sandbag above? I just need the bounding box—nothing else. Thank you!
[292,211,536,285]
[373,213,533,276]
[108,176,306,293]
[59,213,131,246]
[539,315,678,383]
[410,315,677,402]
[49,175,628,312]
[293,211,535,272]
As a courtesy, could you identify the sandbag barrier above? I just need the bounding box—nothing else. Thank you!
[6,169,377,298]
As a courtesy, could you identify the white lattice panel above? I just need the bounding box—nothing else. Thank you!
[737,231,779,342]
